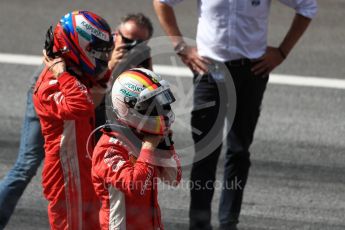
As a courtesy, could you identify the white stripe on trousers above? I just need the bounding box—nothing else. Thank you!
[60,120,83,230]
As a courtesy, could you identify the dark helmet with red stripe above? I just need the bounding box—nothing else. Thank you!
[111,68,176,135]
[52,10,114,86]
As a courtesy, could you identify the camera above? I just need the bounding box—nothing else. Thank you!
[123,42,151,69]
[124,40,139,51]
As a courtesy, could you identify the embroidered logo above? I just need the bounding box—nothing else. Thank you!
[75,15,109,41]
[112,160,125,172]
[140,166,154,195]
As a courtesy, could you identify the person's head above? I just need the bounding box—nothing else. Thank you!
[111,68,175,136]
[48,10,114,87]
[114,13,153,50]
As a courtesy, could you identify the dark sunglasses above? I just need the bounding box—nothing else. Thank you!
[117,30,144,46]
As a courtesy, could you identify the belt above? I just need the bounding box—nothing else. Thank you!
[225,58,256,67]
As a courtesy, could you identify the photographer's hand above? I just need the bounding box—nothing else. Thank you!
[108,44,128,71]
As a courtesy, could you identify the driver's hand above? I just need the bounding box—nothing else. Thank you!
[43,49,66,78]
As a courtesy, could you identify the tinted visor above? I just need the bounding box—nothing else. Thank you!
[90,49,112,62]
[135,88,175,116]
[137,104,172,116]
[89,39,114,62]
[117,31,144,46]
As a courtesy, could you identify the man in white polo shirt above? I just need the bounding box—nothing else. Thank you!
[154,0,317,229]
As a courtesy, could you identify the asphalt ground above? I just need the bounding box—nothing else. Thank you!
[0,0,345,229]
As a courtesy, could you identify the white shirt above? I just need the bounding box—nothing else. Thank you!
[160,0,317,62]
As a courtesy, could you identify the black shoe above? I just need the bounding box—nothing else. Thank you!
[218,223,238,230]
[189,224,213,230]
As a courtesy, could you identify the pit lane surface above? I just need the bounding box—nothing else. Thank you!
[0,1,344,229]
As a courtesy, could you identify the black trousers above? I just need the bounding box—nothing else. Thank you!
[189,61,269,229]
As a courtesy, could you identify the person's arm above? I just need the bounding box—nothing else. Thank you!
[153,0,209,74]
[38,51,94,119]
[108,43,128,71]
[153,0,183,47]
[252,14,313,76]
[278,13,312,59]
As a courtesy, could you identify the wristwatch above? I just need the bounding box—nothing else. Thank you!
[174,41,187,55]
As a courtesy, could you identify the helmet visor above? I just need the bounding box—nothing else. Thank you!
[135,87,175,115]
[88,49,112,62]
